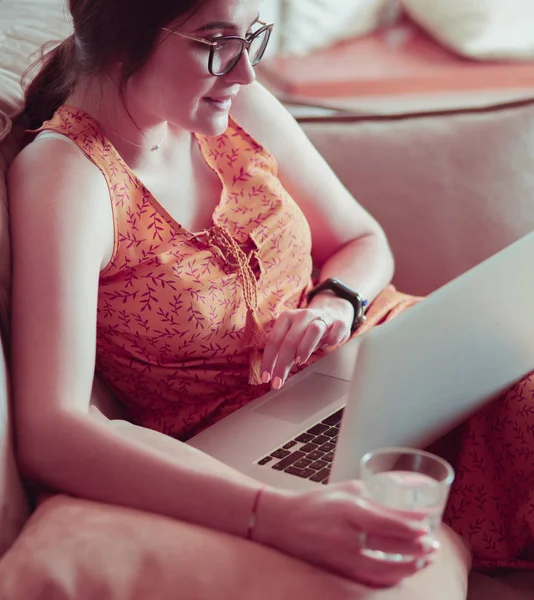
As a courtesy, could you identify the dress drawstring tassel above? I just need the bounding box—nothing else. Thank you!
[243,308,265,385]
[204,226,266,386]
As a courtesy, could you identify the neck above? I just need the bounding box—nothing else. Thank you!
[65,75,191,166]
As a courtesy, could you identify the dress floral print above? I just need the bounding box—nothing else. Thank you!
[38,105,314,440]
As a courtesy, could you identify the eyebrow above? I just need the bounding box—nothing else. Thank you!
[194,14,260,34]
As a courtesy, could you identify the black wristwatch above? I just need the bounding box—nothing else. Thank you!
[307,278,368,332]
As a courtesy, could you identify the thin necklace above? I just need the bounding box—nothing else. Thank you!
[105,125,166,152]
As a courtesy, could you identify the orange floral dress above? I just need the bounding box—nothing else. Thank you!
[36,105,534,572]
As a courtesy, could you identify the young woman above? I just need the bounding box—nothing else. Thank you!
[11,0,528,596]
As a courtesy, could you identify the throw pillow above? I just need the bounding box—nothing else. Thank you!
[276,0,401,56]
[403,0,534,60]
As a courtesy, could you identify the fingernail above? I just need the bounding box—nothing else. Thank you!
[410,521,430,534]
[415,557,433,570]
[272,377,283,390]
[295,357,302,366]
[421,536,440,551]
[262,371,271,384]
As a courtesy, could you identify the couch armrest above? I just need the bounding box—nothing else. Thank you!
[298,98,534,295]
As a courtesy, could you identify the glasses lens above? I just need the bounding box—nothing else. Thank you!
[211,38,243,75]
[249,27,271,66]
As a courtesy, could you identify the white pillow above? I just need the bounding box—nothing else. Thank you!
[276,0,399,56]
[0,0,72,117]
[403,0,534,61]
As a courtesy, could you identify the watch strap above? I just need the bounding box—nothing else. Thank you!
[307,278,368,332]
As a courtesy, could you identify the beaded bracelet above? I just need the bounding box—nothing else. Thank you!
[246,487,265,540]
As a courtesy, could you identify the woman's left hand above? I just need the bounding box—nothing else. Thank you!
[260,296,354,389]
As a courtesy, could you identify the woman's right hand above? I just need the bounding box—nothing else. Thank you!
[253,481,439,588]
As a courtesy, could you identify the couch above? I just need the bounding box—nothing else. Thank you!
[0,1,534,599]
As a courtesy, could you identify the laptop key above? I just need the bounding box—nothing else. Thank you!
[319,442,336,453]
[283,440,297,449]
[307,450,325,461]
[285,466,315,478]
[312,435,329,445]
[272,451,305,471]
[324,452,335,462]
[294,458,313,469]
[310,459,328,470]
[295,433,315,444]
[300,442,318,453]
[322,409,344,427]
[310,468,330,483]
[271,449,291,460]
[324,428,338,438]
[258,456,273,465]
[307,423,329,436]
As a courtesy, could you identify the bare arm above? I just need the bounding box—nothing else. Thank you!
[232,82,395,304]
[232,84,395,382]
[9,139,260,537]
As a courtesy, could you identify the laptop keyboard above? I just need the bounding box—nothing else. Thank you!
[256,408,344,484]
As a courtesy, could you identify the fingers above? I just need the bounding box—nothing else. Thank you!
[353,553,435,588]
[333,518,436,588]
[340,484,438,586]
[260,312,294,384]
[350,496,429,540]
[267,316,327,387]
[294,316,330,364]
[363,531,439,558]
[321,318,350,349]
[261,310,351,388]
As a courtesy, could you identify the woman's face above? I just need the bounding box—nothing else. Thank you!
[127,0,262,136]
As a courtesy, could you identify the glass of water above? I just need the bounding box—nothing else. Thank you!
[360,447,454,563]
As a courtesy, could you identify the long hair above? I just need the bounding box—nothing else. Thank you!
[23,0,206,129]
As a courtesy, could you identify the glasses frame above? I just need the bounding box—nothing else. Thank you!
[162,20,274,76]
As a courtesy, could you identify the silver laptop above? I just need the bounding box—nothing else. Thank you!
[188,232,534,490]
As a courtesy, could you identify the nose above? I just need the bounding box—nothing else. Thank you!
[226,49,256,86]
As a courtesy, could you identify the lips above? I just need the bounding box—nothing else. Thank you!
[206,96,236,103]
[204,93,238,111]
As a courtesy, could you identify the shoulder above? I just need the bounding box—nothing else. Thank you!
[231,81,294,128]
[230,82,310,160]
[9,136,110,219]
[10,135,107,189]
[231,83,386,261]
[8,136,113,265]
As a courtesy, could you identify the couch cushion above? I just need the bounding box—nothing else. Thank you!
[0,117,25,559]
[0,113,13,340]
[0,414,471,600]
[0,0,72,118]
[0,0,72,558]
[0,0,72,329]
[0,493,472,600]
[299,98,534,296]
[0,328,29,558]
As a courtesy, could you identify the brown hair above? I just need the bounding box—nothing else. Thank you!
[23,0,206,129]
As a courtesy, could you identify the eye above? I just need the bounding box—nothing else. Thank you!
[205,34,229,45]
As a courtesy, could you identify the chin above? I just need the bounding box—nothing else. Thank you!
[196,115,230,137]
[188,100,231,136]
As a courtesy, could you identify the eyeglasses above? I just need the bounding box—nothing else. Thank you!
[162,20,274,77]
